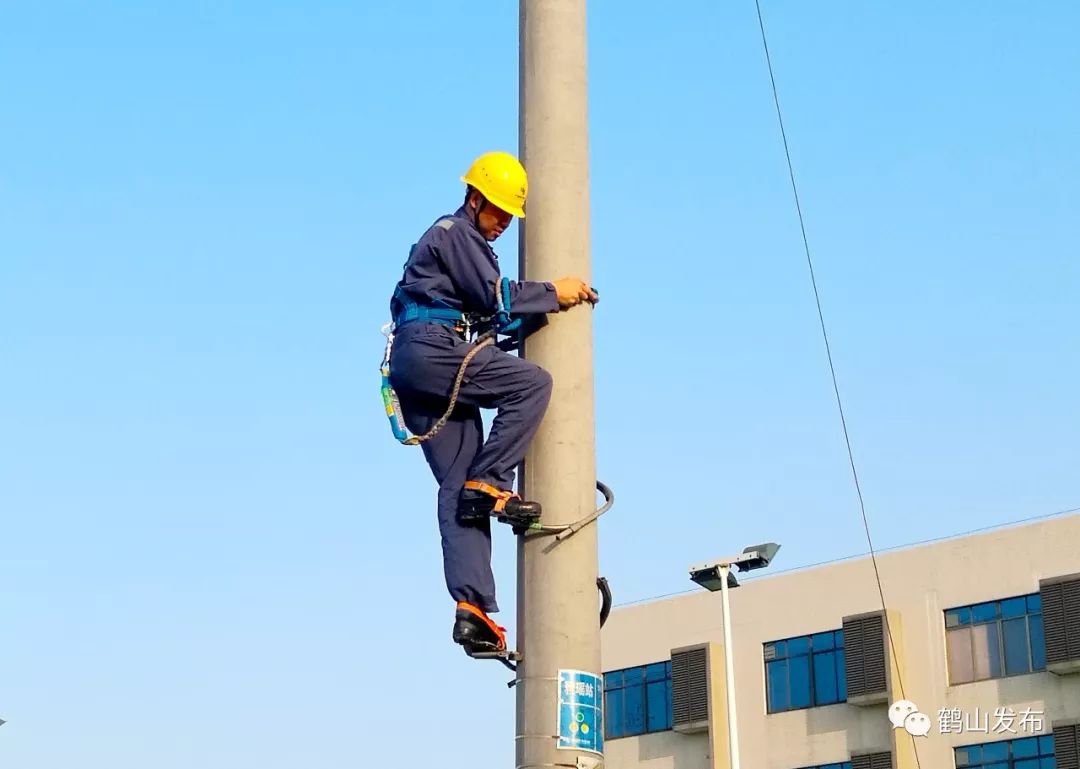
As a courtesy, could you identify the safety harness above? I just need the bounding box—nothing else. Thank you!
[380,218,522,446]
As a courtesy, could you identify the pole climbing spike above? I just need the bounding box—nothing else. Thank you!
[466,648,521,673]
[453,601,508,650]
[458,481,542,529]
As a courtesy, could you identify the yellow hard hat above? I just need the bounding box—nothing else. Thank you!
[461,151,528,218]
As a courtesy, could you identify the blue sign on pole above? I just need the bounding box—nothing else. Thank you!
[557,669,604,754]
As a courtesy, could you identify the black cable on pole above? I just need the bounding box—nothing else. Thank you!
[598,576,613,628]
[751,3,923,767]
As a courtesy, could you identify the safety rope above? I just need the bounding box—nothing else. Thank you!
[752,3,922,767]
[380,321,496,444]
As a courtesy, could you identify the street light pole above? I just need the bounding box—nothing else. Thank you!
[688,543,781,769]
[718,563,741,769]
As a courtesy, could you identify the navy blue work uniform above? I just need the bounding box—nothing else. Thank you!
[388,206,559,614]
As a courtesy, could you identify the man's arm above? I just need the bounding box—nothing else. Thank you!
[436,224,557,315]
[437,223,596,315]
[507,277,598,313]
[504,278,561,315]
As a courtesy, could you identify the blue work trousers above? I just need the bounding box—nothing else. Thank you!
[389,323,553,613]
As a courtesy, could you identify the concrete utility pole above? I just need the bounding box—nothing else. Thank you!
[517,1,603,769]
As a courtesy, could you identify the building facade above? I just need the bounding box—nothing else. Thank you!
[600,514,1080,769]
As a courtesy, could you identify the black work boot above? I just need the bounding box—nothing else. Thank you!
[457,482,541,529]
[452,602,506,655]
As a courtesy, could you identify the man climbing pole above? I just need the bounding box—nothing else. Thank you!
[386,150,598,657]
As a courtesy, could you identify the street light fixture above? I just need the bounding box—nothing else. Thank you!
[688,542,781,769]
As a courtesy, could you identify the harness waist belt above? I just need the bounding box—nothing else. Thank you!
[392,281,518,336]
[393,284,469,331]
[393,308,466,328]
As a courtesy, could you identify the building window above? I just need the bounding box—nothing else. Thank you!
[796,763,852,769]
[945,594,1046,684]
[765,629,846,713]
[955,735,1055,768]
[604,661,672,739]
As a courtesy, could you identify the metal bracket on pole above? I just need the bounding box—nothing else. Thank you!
[468,649,521,675]
[514,759,599,769]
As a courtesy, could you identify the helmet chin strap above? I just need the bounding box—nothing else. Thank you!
[470,195,494,239]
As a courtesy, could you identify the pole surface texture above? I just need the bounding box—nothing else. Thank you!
[517,1,602,768]
[720,566,741,769]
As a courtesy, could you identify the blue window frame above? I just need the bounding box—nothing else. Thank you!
[796,763,852,769]
[945,593,1045,684]
[955,734,1055,768]
[604,661,672,739]
[765,629,846,713]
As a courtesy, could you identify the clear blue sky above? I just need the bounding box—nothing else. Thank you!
[2,2,1077,767]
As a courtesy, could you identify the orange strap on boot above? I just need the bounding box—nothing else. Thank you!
[463,480,517,513]
[457,601,508,649]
